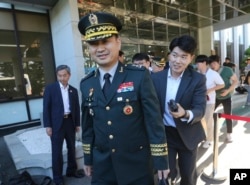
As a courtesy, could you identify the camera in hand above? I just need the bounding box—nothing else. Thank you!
[168,99,178,112]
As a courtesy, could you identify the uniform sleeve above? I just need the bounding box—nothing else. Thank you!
[74,88,81,126]
[140,70,169,170]
[80,83,94,166]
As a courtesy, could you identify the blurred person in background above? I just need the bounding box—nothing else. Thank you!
[195,55,225,148]
[151,56,166,73]
[209,55,238,143]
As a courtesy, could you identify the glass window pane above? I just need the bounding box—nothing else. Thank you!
[121,43,138,64]
[154,22,166,41]
[16,12,49,32]
[0,3,11,9]
[0,101,28,125]
[0,30,25,101]
[0,11,14,30]
[28,99,43,120]
[214,31,220,41]
[16,12,55,97]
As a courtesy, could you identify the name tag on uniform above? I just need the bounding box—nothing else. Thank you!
[117,97,123,101]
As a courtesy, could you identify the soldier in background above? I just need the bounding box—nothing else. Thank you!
[151,56,166,73]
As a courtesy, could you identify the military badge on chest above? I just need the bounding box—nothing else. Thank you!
[123,99,133,115]
[86,88,95,116]
[117,82,134,116]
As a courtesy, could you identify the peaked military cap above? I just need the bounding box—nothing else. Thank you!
[152,56,166,67]
[78,12,122,41]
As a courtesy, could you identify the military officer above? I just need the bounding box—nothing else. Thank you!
[78,12,170,185]
[151,56,166,73]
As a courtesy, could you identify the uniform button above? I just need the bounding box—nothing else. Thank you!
[107,121,112,125]
[112,149,116,153]
[109,135,114,139]
[140,146,143,149]
[106,106,110,110]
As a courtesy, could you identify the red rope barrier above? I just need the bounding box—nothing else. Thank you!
[218,113,250,122]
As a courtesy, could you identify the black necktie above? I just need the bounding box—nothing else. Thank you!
[103,73,111,98]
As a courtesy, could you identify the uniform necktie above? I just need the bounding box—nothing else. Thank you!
[103,73,111,98]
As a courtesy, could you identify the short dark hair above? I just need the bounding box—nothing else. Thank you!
[56,65,71,74]
[169,35,197,55]
[225,57,230,60]
[132,53,150,62]
[195,55,209,65]
[208,55,220,64]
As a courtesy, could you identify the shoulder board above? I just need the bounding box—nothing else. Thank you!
[124,64,146,71]
[80,70,95,84]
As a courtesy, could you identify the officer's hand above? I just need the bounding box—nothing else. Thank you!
[84,165,92,177]
[157,169,170,180]
[46,127,52,137]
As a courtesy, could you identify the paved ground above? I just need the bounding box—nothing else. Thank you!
[0,93,249,185]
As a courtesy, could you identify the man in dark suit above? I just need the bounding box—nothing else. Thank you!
[151,35,207,185]
[43,65,81,185]
[78,12,170,185]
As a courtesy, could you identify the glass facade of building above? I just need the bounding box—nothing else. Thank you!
[0,4,55,127]
[0,0,250,127]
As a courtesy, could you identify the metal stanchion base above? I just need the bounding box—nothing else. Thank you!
[201,167,227,184]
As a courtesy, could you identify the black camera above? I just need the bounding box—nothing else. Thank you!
[168,99,178,112]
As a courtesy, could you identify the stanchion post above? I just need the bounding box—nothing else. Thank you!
[212,112,219,176]
[201,113,227,183]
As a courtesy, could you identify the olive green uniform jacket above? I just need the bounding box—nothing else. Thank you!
[80,62,168,184]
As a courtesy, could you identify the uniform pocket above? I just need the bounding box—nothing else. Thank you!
[128,139,149,153]
[117,91,138,102]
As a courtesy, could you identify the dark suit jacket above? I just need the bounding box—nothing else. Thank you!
[151,66,206,150]
[43,81,80,132]
[80,63,168,184]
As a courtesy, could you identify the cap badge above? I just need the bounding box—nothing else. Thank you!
[89,13,98,25]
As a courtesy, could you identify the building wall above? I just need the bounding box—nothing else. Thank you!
[198,26,213,56]
[50,0,85,90]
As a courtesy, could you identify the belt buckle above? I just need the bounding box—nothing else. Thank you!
[64,114,69,118]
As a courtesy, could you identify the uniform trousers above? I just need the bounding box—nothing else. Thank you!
[91,150,154,185]
[165,126,198,185]
[51,117,77,184]
[92,174,154,185]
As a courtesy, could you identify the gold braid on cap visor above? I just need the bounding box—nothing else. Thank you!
[150,143,168,156]
[85,24,118,39]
